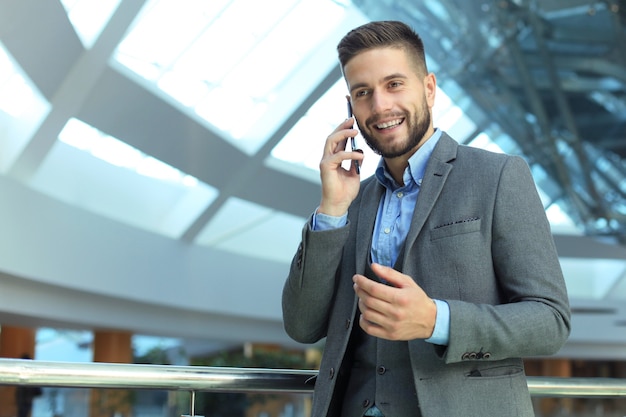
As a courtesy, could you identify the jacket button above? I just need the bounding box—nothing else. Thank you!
[469,352,477,359]
[462,353,470,360]
[362,399,371,408]
[377,366,386,375]
[329,368,335,379]
[345,319,351,329]
[483,352,491,359]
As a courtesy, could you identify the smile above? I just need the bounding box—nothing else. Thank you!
[375,118,404,130]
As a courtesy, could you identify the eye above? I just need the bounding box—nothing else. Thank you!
[389,80,402,88]
[355,89,369,98]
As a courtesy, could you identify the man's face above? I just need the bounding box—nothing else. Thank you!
[343,47,436,159]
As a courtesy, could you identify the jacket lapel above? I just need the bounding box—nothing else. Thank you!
[403,134,458,257]
[353,133,458,273]
[355,177,384,273]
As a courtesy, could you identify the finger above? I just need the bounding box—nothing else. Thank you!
[371,263,414,288]
[353,274,395,305]
[359,313,385,336]
[324,120,358,156]
[357,286,389,318]
[349,149,364,173]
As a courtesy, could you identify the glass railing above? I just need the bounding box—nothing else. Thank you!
[1,358,625,416]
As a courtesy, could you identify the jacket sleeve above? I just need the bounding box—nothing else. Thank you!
[282,216,350,344]
[441,155,571,363]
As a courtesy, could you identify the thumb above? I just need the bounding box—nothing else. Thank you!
[370,263,412,287]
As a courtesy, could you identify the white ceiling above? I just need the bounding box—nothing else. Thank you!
[0,0,625,359]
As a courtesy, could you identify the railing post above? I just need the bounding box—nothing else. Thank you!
[181,390,204,417]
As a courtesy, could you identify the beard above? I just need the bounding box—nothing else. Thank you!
[358,96,431,159]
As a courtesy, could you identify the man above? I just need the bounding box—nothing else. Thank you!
[282,20,570,417]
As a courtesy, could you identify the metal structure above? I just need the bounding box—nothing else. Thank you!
[357,0,626,240]
[0,358,625,398]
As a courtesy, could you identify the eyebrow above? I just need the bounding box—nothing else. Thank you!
[349,73,409,94]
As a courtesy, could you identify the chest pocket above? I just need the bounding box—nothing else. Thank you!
[430,217,481,241]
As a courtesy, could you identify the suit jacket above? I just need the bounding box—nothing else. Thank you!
[282,133,571,417]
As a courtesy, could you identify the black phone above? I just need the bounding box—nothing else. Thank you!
[346,98,360,175]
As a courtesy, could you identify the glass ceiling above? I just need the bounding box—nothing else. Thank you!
[0,0,600,262]
[1,0,625,365]
[112,0,364,154]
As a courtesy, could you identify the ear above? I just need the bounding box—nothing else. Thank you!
[424,72,437,108]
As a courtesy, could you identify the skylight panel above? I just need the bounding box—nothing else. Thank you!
[114,0,357,154]
[195,197,306,263]
[57,118,200,187]
[30,118,218,238]
[268,78,379,182]
[60,0,122,49]
[0,43,50,173]
[0,45,39,118]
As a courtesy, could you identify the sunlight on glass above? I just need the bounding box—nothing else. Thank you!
[0,45,13,81]
[437,105,463,131]
[468,132,505,153]
[57,118,99,150]
[269,78,380,181]
[91,136,142,168]
[0,43,51,173]
[158,70,210,107]
[114,0,351,148]
[137,156,181,181]
[271,79,347,169]
[60,0,122,48]
[0,47,37,117]
[0,73,35,118]
[59,118,198,186]
[546,204,581,233]
[181,175,198,187]
[222,0,344,99]
[432,87,452,120]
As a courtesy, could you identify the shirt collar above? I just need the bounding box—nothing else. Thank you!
[375,128,442,190]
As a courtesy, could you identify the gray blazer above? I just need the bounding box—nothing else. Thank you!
[282,133,571,417]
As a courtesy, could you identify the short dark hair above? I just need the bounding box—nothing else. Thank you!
[337,20,428,75]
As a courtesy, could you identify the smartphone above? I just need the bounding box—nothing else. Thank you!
[346,97,361,175]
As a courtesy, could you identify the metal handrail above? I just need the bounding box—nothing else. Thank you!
[0,358,625,398]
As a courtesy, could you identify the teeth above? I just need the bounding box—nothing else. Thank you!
[376,119,402,129]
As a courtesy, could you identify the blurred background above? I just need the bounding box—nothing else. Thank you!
[0,0,625,416]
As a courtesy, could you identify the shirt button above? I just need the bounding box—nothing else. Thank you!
[384,227,391,234]
[377,366,386,375]
[396,192,403,198]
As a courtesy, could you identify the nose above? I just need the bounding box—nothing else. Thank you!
[370,90,392,114]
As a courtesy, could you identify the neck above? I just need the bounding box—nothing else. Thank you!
[384,127,434,184]
[385,156,410,186]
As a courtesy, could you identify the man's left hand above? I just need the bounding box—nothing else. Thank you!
[353,263,437,341]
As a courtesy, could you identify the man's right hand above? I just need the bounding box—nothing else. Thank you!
[318,117,364,217]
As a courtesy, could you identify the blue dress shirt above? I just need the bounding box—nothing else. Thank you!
[313,129,450,346]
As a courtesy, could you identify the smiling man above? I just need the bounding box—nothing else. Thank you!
[282,20,570,417]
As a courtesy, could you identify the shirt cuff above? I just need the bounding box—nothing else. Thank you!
[425,299,450,346]
[312,209,348,231]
